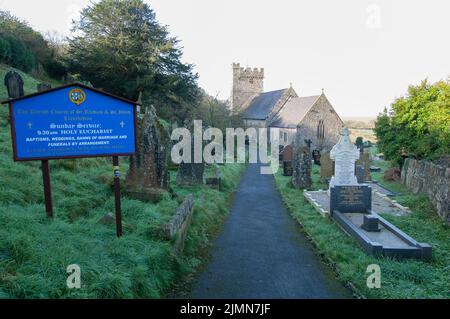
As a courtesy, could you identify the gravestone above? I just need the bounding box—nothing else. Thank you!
[356,151,371,181]
[320,151,334,184]
[281,144,293,162]
[292,136,312,189]
[37,83,51,92]
[176,134,205,186]
[281,144,293,176]
[329,127,360,188]
[312,150,321,165]
[177,161,204,186]
[283,161,293,176]
[4,71,24,98]
[330,185,372,214]
[125,105,170,202]
[355,164,365,183]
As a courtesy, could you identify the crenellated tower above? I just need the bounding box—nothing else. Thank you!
[231,63,264,112]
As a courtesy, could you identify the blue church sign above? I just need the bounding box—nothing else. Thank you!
[3,83,137,161]
[2,83,139,236]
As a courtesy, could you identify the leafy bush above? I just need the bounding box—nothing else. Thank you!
[374,79,450,165]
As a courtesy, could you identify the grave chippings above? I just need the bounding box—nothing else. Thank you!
[4,71,24,98]
[292,136,312,189]
[125,105,170,202]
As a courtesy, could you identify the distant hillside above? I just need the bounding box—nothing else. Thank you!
[342,116,376,129]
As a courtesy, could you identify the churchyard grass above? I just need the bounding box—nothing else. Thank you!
[274,161,450,298]
[0,69,245,298]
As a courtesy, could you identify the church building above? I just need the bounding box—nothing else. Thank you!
[230,63,344,152]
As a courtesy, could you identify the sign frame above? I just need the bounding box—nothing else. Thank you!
[2,82,139,162]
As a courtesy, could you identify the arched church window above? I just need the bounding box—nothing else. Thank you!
[317,120,325,140]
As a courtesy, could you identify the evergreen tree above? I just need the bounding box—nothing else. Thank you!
[67,0,201,122]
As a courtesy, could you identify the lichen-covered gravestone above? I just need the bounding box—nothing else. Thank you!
[125,105,170,202]
[329,127,360,188]
[292,136,312,189]
[4,71,24,98]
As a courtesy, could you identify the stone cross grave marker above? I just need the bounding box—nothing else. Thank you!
[329,127,360,188]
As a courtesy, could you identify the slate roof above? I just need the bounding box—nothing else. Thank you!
[242,89,287,120]
[269,95,321,128]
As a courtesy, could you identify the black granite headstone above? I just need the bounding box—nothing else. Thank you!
[330,185,372,215]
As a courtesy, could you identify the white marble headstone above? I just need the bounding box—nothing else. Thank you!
[329,127,360,188]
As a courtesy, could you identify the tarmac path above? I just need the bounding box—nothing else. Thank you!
[191,163,351,298]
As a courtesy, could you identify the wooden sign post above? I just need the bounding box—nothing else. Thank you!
[2,83,139,237]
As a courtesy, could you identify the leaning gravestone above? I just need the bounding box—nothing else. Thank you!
[329,127,360,188]
[292,136,312,189]
[125,105,170,202]
[4,71,24,98]
[281,144,293,176]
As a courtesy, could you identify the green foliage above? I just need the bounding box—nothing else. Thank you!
[0,34,36,72]
[193,91,243,134]
[0,10,67,78]
[67,0,201,122]
[274,160,450,299]
[355,136,363,148]
[374,79,450,165]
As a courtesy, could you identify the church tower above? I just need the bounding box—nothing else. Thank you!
[231,63,264,112]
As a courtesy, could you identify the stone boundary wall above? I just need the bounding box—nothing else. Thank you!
[401,158,449,223]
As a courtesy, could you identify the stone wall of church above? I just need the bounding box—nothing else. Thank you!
[231,63,264,112]
[296,95,344,152]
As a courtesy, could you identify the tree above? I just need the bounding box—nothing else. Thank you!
[67,0,201,122]
[355,136,364,149]
[374,79,450,166]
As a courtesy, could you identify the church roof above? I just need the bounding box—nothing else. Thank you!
[242,89,287,120]
[269,95,321,128]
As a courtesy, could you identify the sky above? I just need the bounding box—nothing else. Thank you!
[1,0,449,117]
